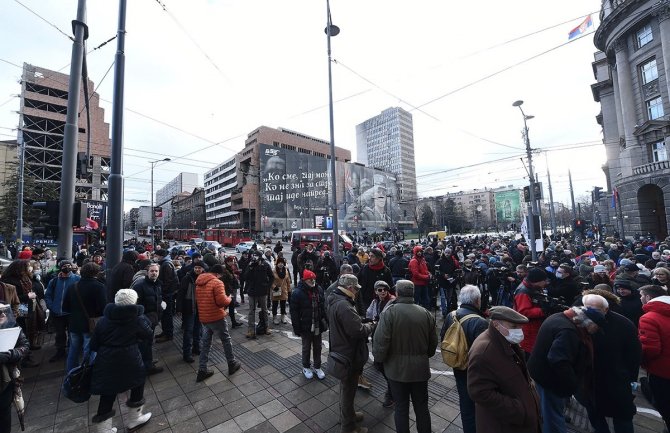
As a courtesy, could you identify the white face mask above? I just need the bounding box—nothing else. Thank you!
[504,328,524,344]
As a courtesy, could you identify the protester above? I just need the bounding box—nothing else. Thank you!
[372,280,437,433]
[408,246,431,309]
[107,250,138,302]
[89,289,153,433]
[45,260,80,363]
[366,280,396,407]
[154,249,179,343]
[176,262,207,363]
[131,263,164,375]
[513,267,549,357]
[290,269,327,379]
[243,251,274,339]
[271,257,291,325]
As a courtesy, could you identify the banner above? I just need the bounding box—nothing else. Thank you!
[494,190,521,223]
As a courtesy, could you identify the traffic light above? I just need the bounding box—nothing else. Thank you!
[31,201,59,239]
[592,186,603,202]
[573,219,584,232]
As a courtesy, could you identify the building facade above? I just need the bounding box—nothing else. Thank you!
[172,187,206,231]
[18,63,111,201]
[356,107,417,223]
[204,155,238,228]
[593,0,670,239]
[155,172,199,228]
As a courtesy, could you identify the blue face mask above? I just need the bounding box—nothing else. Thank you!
[555,270,564,279]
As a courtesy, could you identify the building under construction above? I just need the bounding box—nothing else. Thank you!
[18,63,111,201]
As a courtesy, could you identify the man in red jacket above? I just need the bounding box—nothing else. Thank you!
[639,285,670,431]
[195,264,242,382]
[408,246,431,309]
[513,267,549,357]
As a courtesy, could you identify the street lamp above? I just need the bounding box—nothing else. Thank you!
[150,157,171,247]
[325,0,340,258]
[512,100,538,261]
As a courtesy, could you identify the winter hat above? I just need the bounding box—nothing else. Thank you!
[18,250,32,260]
[619,258,633,266]
[154,249,169,257]
[526,268,547,283]
[624,263,639,272]
[115,288,138,306]
[303,269,317,280]
[370,248,384,259]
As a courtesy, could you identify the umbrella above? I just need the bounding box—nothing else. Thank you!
[11,367,25,431]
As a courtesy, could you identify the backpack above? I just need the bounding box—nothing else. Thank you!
[440,311,481,369]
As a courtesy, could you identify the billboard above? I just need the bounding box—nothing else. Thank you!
[494,190,521,223]
[259,144,399,232]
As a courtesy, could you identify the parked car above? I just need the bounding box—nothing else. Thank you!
[203,241,223,251]
[235,241,255,253]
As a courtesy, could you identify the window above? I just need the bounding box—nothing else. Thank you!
[636,24,653,49]
[646,96,664,120]
[640,58,658,84]
[652,140,667,162]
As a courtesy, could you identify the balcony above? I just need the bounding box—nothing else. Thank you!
[633,160,670,175]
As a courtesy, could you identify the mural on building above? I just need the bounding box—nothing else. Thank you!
[494,190,521,224]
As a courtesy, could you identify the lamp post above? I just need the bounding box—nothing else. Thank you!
[512,100,538,261]
[150,157,170,247]
[325,0,340,258]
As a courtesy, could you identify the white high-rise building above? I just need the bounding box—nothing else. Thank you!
[356,107,417,218]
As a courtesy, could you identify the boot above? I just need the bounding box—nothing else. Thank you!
[281,314,287,324]
[125,403,152,432]
[228,360,241,375]
[273,315,280,325]
[90,417,117,433]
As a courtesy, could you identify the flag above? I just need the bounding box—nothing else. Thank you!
[568,15,593,40]
[611,187,619,208]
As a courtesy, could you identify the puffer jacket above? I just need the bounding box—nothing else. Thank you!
[90,303,152,396]
[290,281,327,335]
[639,295,670,378]
[371,296,438,382]
[195,272,230,324]
[513,283,546,354]
[131,276,162,326]
[326,288,375,373]
[408,247,430,286]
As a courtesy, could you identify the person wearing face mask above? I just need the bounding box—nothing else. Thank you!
[528,305,606,433]
[0,303,30,433]
[44,260,80,363]
[290,270,328,380]
[271,257,291,325]
[467,306,541,433]
[548,264,582,305]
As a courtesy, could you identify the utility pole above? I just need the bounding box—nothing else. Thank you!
[569,170,577,220]
[546,165,557,235]
[325,0,340,259]
[57,0,87,261]
[513,100,538,261]
[15,136,25,244]
[106,0,128,272]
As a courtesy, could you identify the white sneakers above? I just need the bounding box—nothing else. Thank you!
[303,367,325,379]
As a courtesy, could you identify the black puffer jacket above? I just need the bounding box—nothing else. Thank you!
[243,259,274,297]
[131,276,162,326]
[290,281,327,335]
[90,303,152,395]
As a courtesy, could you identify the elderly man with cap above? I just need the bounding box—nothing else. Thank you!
[44,259,80,363]
[372,280,437,433]
[326,274,376,433]
[153,248,180,343]
[528,304,607,433]
[467,306,541,433]
[513,267,549,358]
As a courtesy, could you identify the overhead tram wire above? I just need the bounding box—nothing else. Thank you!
[13,0,73,41]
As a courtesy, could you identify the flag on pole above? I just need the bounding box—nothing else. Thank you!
[568,15,593,40]
[611,187,619,208]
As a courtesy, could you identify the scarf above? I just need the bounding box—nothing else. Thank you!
[368,260,385,271]
[308,285,320,335]
[19,276,32,295]
[562,308,595,398]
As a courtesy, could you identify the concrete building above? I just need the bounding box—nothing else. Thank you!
[155,172,199,228]
[231,126,351,232]
[137,206,152,231]
[18,63,110,201]
[0,139,18,191]
[593,1,670,239]
[204,155,238,228]
[171,187,206,230]
[356,107,418,216]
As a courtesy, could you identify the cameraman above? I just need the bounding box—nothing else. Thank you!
[436,249,460,318]
[513,267,549,358]
[548,264,582,306]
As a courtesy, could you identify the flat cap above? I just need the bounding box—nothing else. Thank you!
[489,306,528,324]
[338,274,361,289]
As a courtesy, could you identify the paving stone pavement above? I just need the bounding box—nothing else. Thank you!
[10,300,665,433]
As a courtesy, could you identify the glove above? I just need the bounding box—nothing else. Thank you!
[161,301,167,310]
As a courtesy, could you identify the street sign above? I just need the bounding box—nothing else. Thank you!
[154,207,163,218]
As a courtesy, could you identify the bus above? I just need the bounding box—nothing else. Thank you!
[204,228,252,247]
[290,229,353,251]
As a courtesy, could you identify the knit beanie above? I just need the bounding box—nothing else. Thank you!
[115,288,138,306]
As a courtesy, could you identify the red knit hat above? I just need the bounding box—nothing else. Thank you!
[303,270,316,280]
[18,250,32,260]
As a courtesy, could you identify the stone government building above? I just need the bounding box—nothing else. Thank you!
[593,0,670,239]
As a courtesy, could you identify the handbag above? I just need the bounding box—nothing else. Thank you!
[62,354,93,403]
[325,351,351,381]
[272,286,282,298]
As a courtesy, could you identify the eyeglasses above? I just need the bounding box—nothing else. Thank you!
[376,288,388,293]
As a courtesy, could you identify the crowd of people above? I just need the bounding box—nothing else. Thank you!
[0,232,668,433]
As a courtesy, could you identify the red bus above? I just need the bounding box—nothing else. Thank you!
[204,228,252,247]
[164,228,199,242]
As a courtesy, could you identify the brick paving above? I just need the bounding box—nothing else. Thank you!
[10,301,665,433]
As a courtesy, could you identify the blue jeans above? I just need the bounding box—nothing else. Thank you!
[413,285,430,309]
[454,369,476,433]
[535,382,566,433]
[199,319,236,371]
[438,286,455,316]
[66,332,92,373]
[182,311,202,357]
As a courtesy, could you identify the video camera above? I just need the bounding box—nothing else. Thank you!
[530,291,570,315]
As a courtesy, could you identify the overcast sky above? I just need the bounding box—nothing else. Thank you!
[0,0,605,211]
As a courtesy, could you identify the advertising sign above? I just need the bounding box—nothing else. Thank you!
[339,164,399,231]
[494,190,521,223]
